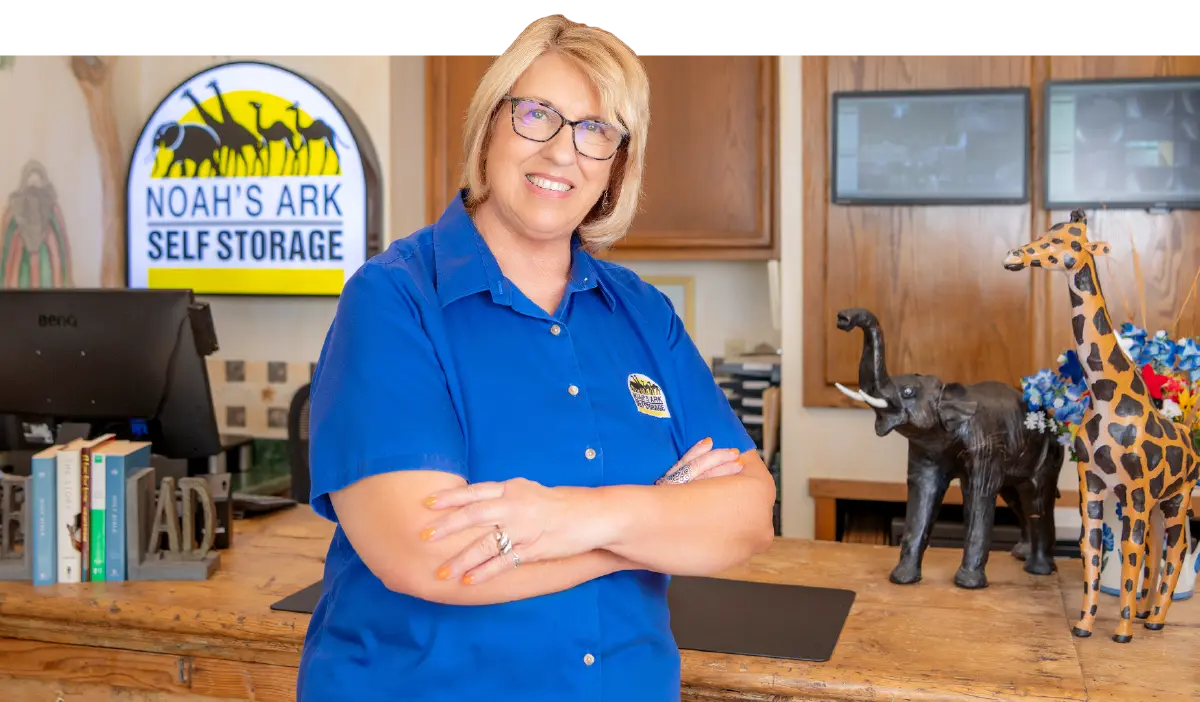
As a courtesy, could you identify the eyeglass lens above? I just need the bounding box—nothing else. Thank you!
[510,98,622,160]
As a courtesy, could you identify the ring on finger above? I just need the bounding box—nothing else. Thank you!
[493,528,512,555]
[666,463,693,484]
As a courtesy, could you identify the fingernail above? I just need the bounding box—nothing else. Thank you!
[462,574,475,585]
[420,528,436,541]
[703,437,713,445]
[424,495,438,507]
[731,449,743,460]
[437,566,451,580]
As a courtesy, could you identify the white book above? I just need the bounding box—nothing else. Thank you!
[55,441,84,584]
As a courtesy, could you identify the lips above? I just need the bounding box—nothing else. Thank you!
[526,174,573,192]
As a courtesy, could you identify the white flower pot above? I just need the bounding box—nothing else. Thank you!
[1099,495,1199,602]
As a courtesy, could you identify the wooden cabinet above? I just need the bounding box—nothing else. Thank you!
[803,56,1200,408]
[425,56,777,260]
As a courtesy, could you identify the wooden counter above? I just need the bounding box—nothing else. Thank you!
[0,506,1196,701]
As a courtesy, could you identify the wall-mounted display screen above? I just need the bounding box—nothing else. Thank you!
[1044,77,1200,210]
[831,88,1030,205]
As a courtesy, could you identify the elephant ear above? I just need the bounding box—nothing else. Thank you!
[937,382,977,432]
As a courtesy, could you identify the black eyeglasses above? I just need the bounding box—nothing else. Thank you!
[502,95,627,161]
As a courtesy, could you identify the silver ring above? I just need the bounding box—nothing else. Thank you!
[666,463,693,484]
[494,529,512,555]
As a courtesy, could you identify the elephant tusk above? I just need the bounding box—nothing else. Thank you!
[835,382,867,404]
[858,390,889,409]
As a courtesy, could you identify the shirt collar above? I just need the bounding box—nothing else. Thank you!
[433,190,615,311]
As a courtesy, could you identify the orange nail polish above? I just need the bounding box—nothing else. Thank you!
[735,451,747,464]
[437,566,451,580]
[462,574,475,585]
[424,495,438,507]
[420,528,436,541]
[703,437,713,445]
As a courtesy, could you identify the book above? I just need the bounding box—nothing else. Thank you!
[78,435,116,582]
[56,435,114,584]
[92,440,152,582]
[31,444,62,585]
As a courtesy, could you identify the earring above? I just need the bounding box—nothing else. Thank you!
[601,190,609,211]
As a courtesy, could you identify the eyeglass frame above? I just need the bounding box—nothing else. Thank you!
[501,95,628,161]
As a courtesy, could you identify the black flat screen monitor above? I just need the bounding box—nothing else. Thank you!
[1044,76,1200,210]
[0,288,222,459]
[831,88,1030,205]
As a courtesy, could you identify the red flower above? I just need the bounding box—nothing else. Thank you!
[1141,364,1170,400]
[1163,377,1187,403]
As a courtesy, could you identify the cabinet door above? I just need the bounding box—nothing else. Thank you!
[425,56,777,260]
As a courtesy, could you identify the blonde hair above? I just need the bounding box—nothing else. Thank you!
[459,14,650,252]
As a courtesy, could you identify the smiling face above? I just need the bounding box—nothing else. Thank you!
[477,51,619,245]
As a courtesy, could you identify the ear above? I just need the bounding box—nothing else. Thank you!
[936,382,977,431]
[1086,241,1111,256]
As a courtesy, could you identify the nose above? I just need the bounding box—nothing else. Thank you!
[544,124,578,166]
[1003,249,1026,271]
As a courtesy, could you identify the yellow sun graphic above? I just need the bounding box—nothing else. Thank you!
[149,89,345,179]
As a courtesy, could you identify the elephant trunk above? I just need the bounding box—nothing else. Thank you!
[835,308,892,408]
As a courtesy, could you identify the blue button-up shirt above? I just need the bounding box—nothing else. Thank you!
[297,191,756,701]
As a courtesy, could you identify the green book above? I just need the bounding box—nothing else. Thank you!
[89,452,106,581]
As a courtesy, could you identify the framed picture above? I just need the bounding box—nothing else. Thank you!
[643,275,695,337]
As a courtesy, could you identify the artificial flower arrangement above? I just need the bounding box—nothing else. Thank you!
[1021,323,1200,461]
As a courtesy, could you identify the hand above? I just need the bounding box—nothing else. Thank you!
[421,478,605,586]
[656,437,747,485]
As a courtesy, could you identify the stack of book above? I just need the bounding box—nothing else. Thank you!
[29,435,151,585]
[712,353,782,535]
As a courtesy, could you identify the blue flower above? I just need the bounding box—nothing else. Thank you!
[1058,350,1085,385]
[1145,330,1177,369]
[1119,323,1151,366]
[1176,337,1200,377]
[1102,523,1115,554]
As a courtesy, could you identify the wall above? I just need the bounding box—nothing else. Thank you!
[0,55,779,438]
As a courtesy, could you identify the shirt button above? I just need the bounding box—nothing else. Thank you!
[583,653,595,666]
[585,448,596,460]
[568,385,579,396]
[550,324,562,336]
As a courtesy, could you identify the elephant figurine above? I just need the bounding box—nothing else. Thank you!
[834,308,1064,589]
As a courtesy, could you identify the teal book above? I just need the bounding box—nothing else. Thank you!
[95,440,152,582]
[31,445,62,585]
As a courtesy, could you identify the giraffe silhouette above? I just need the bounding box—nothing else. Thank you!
[250,101,300,176]
[180,88,237,177]
[151,122,221,178]
[288,102,347,176]
[207,80,265,176]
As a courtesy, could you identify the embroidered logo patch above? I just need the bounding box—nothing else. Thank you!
[628,373,670,418]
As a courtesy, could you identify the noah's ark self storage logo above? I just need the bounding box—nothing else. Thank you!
[126,61,379,296]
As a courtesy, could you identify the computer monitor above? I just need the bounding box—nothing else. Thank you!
[0,288,222,460]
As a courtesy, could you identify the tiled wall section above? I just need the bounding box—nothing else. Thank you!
[206,357,314,440]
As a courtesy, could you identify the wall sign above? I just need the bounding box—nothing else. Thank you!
[125,60,382,296]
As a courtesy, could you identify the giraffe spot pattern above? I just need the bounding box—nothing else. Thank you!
[1166,562,1175,577]
[1165,524,1184,548]
[1070,288,1085,308]
[1121,606,1131,620]
[1120,452,1144,480]
[1073,314,1086,345]
[1086,499,1104,520]
[1114,484,1128,508]
[1086,343,1104,371]
[1114,395,1143,417]
[1107,422,1138,448]
[1051,238,1065,244]
[1166,445,1184,476]
[1071,240,1083,252]
[1163,477,1183,498]
[1149,469,1165,499]
[1026,247,1037,255]
[1085,470,1106,493]
[1130,487,1145,513]
[1074,435,1090,463]
[1092,380,1117,403]
[1094,445,1118,475]
[1131,519,1146,546]
[1127,553,1137,567]
[1086,414,1104,443]
[1069,226,1083,235]
[1108,345,1131,372]
[1143,441,1163,472]
[1040,242,1051,249]
[1048,255,1059,265]
[1090,604,1098,616]
[1130,373,1146,395]
[1145,411,1163,438]
[1051,222,1066,231]
[1161,418,1177,440]
[1075,263,1097,295]
[1091,554,1101,568]
[1125,578,1135,592]
[1161,494,1183,519]
[1093,308,1112,335]
[1088,527,1103,550]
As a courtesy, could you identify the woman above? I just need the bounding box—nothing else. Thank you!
[297,14,777,701]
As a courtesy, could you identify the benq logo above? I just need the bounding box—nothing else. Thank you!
[38,314,77,328]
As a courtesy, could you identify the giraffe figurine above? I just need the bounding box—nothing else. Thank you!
[1003,209,1200,643]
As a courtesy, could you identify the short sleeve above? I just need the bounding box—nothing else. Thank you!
[307,260,468,522]
[661,294,758,454]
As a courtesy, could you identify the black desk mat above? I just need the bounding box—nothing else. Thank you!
[271,575,855,662]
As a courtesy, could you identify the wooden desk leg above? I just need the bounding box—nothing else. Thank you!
[814,497,836,541]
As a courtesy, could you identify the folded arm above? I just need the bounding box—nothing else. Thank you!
[585,450,777,575]
[332,469,637,606]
